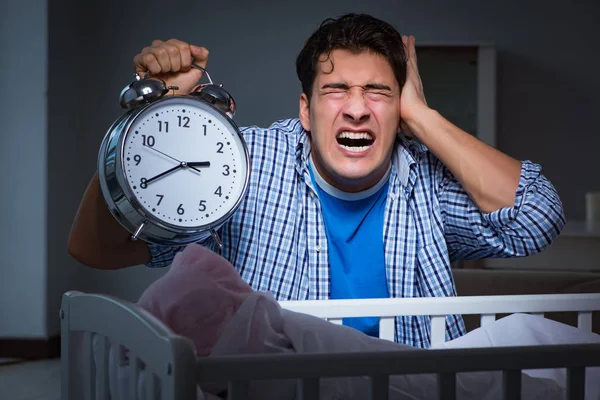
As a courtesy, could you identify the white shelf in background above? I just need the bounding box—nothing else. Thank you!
[561,220,600,238]
[484,220,600,272]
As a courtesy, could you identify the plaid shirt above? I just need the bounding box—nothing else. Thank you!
[147,118,565,348]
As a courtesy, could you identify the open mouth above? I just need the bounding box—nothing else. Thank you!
[336,131,375,153]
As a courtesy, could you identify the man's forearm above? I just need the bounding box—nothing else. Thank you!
[407,106,522,213]
[68,172,152,269]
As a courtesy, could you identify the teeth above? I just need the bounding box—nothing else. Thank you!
[340,145,370,153]
[336,131,374,152]
[337,131,373,140]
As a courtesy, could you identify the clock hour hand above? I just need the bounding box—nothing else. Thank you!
[144,165,182,186]
[187,161,211,167]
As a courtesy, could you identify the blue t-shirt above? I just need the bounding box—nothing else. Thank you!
[308,158,390,337]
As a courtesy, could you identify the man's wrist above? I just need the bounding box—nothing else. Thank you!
[404,105,439,140]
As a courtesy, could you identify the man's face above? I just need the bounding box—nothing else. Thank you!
[299,49,401,193]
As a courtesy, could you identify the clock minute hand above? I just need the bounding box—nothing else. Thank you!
[144,165,182,186]
[143,145,206,174]
[144,144,183,164]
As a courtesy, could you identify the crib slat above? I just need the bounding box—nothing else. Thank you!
[145,372,157,400]
[96,335,110,400]
[502,370,521,400]
[379,317,395,341]
[567,367,585,400]
[82,332,95,400]
[129,351,139,400]
[577,312,592,331]
[438,372,456,400]
[430,316,446,345]
[479,313,496,327]
[297,378,319,400]
[228,380,248,400]
[371,375,389,400]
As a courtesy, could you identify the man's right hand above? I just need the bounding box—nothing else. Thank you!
[133,39,209,95]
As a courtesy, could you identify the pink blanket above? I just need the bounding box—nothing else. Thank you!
[137,243,252,357]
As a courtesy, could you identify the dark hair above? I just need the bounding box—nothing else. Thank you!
[296,13,407,101]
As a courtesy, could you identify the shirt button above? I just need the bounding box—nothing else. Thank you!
[315,245,321,252]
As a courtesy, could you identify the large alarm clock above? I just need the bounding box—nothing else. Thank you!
[97,65,250,248]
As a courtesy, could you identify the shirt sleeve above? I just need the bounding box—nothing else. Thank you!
[435,157,566,262]
[144,243,186,268]
[144,229,222,268]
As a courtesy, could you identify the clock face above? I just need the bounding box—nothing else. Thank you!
[121,97,248,229]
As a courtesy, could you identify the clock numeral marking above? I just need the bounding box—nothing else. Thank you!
[214,186,222,197]
[177,204,185,215]
[134,154,142,165]
[203,124,207,136]
[199,200,207,212]
[140,178,148,189]
[142,135,155,147]
[178,115,190,128]
[222,164,230,176]
[158,121,169,132]
[216,142,224,153]
[156,194,164,205]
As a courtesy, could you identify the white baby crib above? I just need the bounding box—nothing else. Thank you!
[60,290,600,400]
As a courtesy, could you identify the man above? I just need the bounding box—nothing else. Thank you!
[68,13,565,348]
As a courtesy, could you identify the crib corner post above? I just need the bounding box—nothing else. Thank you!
[60,292,73,400]
[60,291,88,400]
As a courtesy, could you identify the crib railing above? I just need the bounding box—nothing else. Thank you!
[61,291,600,400]
[196,343,600,400]
[279,293,598,344]
[195,293,600,400]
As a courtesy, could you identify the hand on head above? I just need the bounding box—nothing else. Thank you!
[137,244,252,356]
[399,34,428,139]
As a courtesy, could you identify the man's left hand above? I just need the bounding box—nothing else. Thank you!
[399,35,429,138]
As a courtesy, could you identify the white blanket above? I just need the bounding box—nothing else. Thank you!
[431,312,600,398]
[202,292,574,399]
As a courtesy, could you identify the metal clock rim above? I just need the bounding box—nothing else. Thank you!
[98,94,251,244]
[116,95,251,234]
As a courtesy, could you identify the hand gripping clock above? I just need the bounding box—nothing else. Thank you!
[97,65,250,249]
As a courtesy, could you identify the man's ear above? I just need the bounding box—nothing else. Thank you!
[299,93,311,132]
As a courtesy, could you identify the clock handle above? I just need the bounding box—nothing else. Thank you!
[210,229,224,254]
[191,63,214,85]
